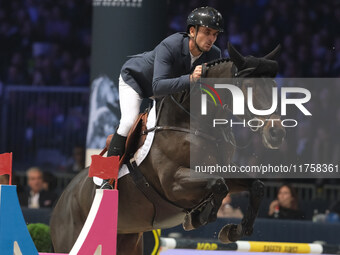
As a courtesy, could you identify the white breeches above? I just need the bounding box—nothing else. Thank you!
[116,75,143,137]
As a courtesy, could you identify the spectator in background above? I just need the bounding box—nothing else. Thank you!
[268,184,305,220]
[328,201,340,221]
[64,146,85,173]
[42,171,57,193]
[18,167,57,208]
[0,1,90,86]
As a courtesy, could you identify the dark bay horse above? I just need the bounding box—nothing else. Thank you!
[50,43,286,254]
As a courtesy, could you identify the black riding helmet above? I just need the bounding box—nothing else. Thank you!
[186,6,224,33]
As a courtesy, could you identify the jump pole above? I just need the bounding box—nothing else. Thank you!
[160,237,340,254]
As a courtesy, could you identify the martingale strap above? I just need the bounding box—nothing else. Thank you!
[126,160,187,229]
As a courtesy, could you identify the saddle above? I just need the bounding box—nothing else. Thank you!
[105,111,149,168]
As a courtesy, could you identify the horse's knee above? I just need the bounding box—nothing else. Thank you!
[209,178,229,197]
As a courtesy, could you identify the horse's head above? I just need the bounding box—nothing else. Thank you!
[227,43,286,149]
[202,43,285,149]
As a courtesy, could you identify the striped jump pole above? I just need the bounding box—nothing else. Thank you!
[160,237,340,254]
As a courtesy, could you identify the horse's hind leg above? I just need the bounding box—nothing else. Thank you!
[219,179,264,243]
[117,233,143,255]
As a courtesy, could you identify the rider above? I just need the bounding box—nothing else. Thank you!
[102,7,224,189]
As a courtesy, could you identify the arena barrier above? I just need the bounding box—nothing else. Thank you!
[160,237,340,254]
[0,185,118,255]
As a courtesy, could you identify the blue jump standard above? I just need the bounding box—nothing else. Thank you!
[0,185,38,255]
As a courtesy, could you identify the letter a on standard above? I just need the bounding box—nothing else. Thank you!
[69,189,118,255]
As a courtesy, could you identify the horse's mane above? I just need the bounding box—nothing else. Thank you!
[205,58,230,68]
[205,56,278,77]
[202,58,231,78]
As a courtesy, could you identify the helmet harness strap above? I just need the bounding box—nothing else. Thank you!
[194,25,204,53]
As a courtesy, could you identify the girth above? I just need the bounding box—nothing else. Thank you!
[126,160,187,229]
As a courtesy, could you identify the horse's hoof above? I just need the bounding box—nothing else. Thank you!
[218,224,239,243]
[186,209,208,230]
[182,222,195,231]
[182,214,195,231]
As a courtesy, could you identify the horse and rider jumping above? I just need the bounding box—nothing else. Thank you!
[50,7,285,255]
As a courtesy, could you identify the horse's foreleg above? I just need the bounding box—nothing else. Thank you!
[219,179,264,243]
[117,233,143,255]
[242,179,265,236]
[168,167,229,230]
[189,177,229,228]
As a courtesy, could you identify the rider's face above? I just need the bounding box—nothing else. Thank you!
[191,26,219,52]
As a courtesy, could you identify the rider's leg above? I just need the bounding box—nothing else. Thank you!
[102,76,142,189]
[107,75,143,157]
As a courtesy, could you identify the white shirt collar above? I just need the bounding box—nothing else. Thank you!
[190,52,203,66]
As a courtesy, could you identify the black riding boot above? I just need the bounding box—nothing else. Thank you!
[100,132,127,190]
[107,132,127,157]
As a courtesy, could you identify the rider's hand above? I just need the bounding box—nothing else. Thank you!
[190,65,202,83]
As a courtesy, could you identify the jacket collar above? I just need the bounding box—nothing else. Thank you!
[181,34,191,72]
[181,33,190,56]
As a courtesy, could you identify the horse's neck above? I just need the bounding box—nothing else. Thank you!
[156,93,190,127]
[205,61,235,110]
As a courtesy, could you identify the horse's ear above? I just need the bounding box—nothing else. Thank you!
[228,42,245,69]
[264,44,281,60]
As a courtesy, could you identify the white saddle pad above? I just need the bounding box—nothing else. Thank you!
[93,101,156,186]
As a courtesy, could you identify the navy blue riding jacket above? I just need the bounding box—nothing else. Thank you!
[120,32,221,98]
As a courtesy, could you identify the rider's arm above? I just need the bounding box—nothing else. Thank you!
[152,42,190,97]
